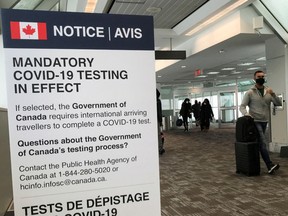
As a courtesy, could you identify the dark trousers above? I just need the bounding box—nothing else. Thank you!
[200,118,210,130]
[182,115,189,130]
[158,123,163,153]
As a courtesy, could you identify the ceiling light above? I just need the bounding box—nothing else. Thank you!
[157,75,162,78]
[185,0,248,36]
[207,71,220,74]
[256,57,266,61]
[247,67,261,70]
[237,62,254,66]
[146,7,162,13]
[196,75,207,78]
[85,0,98,13]
[181,65,186,68]
[231,71,241,74]
[218,75,228,77]
[221,67,235,70]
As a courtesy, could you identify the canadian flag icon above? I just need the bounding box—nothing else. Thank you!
[10,21,47,40]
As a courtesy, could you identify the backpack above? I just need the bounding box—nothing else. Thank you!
[235,116,258,142]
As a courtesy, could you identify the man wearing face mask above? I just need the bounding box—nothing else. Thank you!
[240,70,282,174]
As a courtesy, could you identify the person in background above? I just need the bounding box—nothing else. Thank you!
[180,98,192,132]
[200,98,214,132]
[191,100,201,126]
[157,89,165,155]
[240,70,282,174]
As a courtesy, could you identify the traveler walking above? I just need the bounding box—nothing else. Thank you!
[191,100,201,126]
[200,98,214,131]
[180,98,192,132]
[240,70,282,174]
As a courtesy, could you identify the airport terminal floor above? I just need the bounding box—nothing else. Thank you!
[159,126,288,216]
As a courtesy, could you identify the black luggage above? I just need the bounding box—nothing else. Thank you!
[235,141,260,176]
[235,116,258,142]
[176,118,183,127]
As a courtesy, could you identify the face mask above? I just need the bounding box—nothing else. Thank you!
[255,78,265,85]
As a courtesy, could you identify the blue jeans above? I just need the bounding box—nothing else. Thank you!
[254,122,272,169]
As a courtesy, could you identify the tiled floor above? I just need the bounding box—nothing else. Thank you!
[159,127,288,216]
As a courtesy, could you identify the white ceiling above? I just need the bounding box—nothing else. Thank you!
[0,0,279,91]
[157,33,272,86]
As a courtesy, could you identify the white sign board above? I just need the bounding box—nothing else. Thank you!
[1,9,160,216]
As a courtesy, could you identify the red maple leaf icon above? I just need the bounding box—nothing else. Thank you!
[22,24,36,35]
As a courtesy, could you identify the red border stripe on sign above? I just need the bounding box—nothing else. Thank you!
[37,22,47,40]
[10,21,20,39]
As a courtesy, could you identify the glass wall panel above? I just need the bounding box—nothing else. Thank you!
[261,0,288,32]
[159,81,253,128]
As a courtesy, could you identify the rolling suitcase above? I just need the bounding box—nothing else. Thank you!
[235,116,258,142]
[235,141,260,176]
